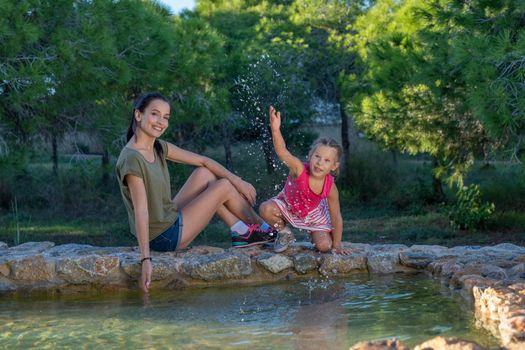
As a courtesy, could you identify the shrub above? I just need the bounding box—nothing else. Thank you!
[448,184,495,230]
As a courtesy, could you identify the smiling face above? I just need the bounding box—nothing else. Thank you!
[308,145,340,178]
[134,98,171,139]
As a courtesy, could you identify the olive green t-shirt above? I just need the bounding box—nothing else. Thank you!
[115,139,178,240]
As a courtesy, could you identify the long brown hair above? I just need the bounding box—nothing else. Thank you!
[127,92,169,159]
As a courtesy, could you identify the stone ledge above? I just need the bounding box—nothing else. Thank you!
[0,240,524,349]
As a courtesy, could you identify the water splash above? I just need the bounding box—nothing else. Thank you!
[301,277,335,298]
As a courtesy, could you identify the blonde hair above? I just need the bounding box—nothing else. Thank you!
[307,138,343,176]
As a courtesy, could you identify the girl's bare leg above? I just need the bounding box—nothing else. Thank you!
[310,231,333,253]
[179,178,257,248]
[173,167,259,226]
[259,200,287,230]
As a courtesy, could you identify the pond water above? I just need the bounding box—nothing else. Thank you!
[0,273,499,349]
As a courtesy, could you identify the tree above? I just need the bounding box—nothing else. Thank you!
[445,0,525,161]
[346,0,491,200]
[197,0,317,173]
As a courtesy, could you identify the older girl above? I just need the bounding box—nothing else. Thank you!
[116,92,275,291]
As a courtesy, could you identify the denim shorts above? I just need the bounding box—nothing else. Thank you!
[149,213,183,252]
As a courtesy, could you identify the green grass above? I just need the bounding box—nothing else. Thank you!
[0,217,134,247]
[1,142,524,248]
[1,207,524,248]
[344,210,525,247]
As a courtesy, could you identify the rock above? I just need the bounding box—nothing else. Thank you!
[319,253,367,276]
[371,244,409,252]
[150,256,185,281]
[367,251,401,273]
[399,251,436,269]
[292,252,319,274]
[428,259,463,278]
[508,282,525,293]
[0,277,16,292]
[182,252,252,281]
[45,243,98,257]
[185,245,225,255]
[512,254,525,264]
[348,243,372,252]
[56,255,120,284]
[9,254,56,281]
[414,336,487,350]
[291,241,315,250]
[120,252,185,281]
[226,245,265,258]
[480,265,508,280]
[118,252,142,278]
[473,284,525,347]
[8,241,55,253]
[0,262,9,277]
[508,263,525,279]
[458,275,496,296]
[410,244,448,252]
[506,341,525,350]
[449,264,484,289]
[485,243,525,253]
[257,254,293,274]
[350,338,408,350]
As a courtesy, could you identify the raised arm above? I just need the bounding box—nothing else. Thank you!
[166,143,257,205]
[126,174,152,292]
[269,106,304,177]
[327,184,350,255]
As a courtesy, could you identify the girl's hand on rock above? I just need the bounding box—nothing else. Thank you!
[331,246,352,256]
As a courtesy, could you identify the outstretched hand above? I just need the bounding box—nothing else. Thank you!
[269,105,281,131]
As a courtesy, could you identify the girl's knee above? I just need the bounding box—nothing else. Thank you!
[215,178,234,193]
[193,167,216,182]
[315,240,332,253]
[259,201,274,217]
[311,232,333,252]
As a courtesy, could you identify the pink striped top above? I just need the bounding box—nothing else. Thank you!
[283,163,334,219]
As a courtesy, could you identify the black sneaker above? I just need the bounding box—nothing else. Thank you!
[232,224,277,248]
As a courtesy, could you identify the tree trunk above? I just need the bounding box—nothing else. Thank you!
[432,158,446,203]
[52,134,58,175]
[221,121,233,171]
[391,149,397,165]
[101,148,110,187]
[337,92,351,180]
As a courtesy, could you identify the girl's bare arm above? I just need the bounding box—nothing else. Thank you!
[327,184,350,255]
[166,142,257,205]
[269,106,304,177]
[126,174,153,291]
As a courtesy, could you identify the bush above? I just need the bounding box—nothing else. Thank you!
[448,184,495,230]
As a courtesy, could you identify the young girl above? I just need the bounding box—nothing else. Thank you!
[259,106,351,255]
[116,92,275,292]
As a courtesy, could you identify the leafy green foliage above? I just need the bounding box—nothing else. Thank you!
[448,184,495,230]
[347,0,491,188]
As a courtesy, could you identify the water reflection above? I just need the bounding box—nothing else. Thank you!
[0,273,499,349]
